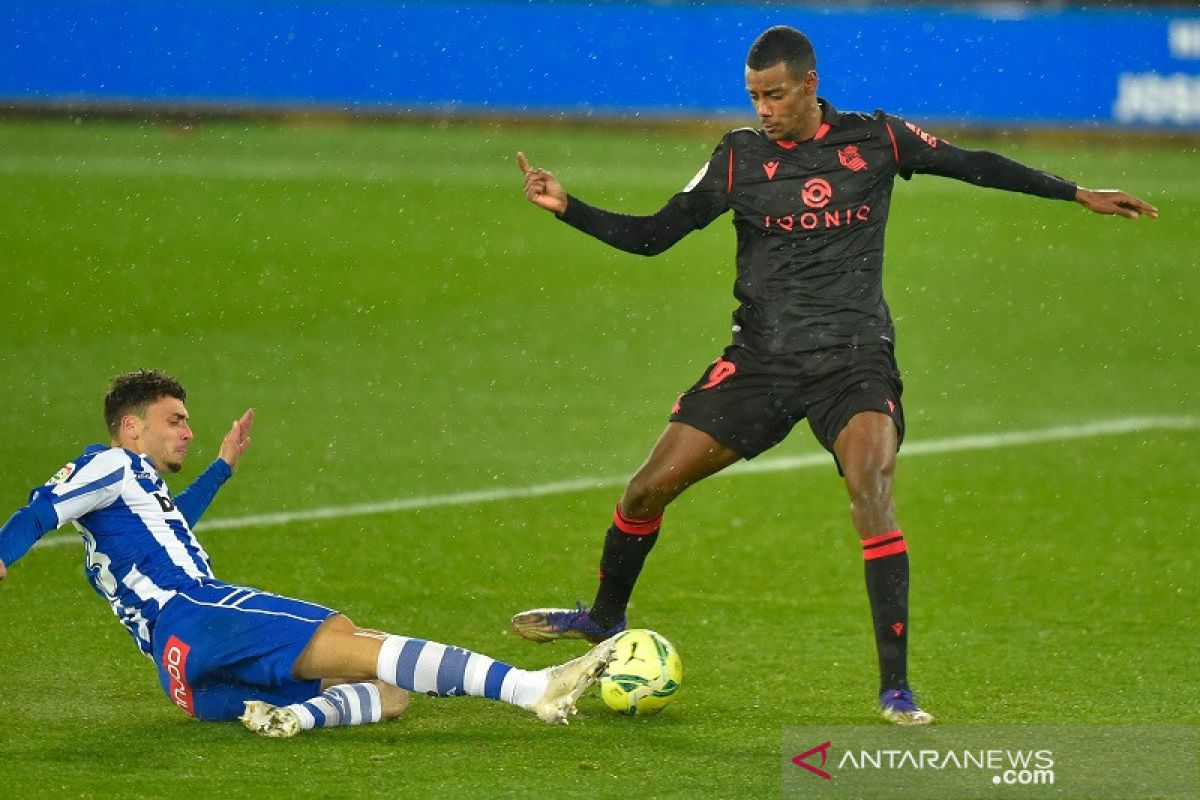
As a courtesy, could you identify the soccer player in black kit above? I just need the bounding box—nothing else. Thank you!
[509,26,1158,725]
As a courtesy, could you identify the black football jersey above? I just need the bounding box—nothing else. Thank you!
[560,99,1077,355]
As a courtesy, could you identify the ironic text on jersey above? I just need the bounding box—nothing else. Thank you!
[762,177,872,232]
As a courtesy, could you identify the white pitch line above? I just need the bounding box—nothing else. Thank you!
[28,414,1199,550]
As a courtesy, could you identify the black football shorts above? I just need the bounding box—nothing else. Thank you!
[668,342,905,467]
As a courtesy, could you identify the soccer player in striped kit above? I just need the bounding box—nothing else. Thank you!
[0,370,617,738]
[510,25,1157,725]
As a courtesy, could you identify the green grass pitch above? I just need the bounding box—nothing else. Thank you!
[0,117,1196,798]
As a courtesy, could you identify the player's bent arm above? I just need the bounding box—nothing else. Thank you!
[174,458,234,528]
[558,194,700,256]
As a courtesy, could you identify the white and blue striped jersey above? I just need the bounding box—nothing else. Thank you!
[0,444,232,656]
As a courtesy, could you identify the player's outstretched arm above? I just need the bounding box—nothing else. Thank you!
[219,409,254,473]
[517,148,705,256]
[517,151,568,215]
[1075,188,1159,219]
[0,558,7,581]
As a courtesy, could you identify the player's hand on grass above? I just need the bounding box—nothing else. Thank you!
[219,409,254,473]
[517,151,568,215]
[0,559,7,581]
[1075,188,1159,219]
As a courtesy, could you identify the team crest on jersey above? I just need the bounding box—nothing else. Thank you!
[837,145,868,172]
[46,462,75,485]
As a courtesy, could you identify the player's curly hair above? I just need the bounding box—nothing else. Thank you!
[103,369,187,436]
[746,25,816,79]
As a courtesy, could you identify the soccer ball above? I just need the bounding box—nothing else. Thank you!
[599,628,682,716]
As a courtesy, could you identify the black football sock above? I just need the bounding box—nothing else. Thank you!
[862,530,910,693]
[589,506,661,630]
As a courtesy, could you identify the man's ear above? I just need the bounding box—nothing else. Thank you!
[804,69,819,96]
[118,414,144,445]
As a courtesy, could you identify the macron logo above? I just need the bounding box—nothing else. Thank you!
[793,740,833,780]
[763,161,780,180]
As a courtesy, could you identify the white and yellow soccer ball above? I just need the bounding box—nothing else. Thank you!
[599,628,682,716]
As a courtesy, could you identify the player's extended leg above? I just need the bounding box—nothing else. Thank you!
[240,680,409,738]
[261,615,619,732]
[834,411,932,726]
[511,421,742,642]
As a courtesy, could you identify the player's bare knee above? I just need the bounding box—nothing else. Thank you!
[843,454,895,511]
[620,478,670,519]
[845,465,890,503]
[319,613,358,634]
[840,435,895,488]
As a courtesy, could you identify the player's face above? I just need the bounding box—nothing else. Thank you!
[126,396,193,474]
[745,61,816,141]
